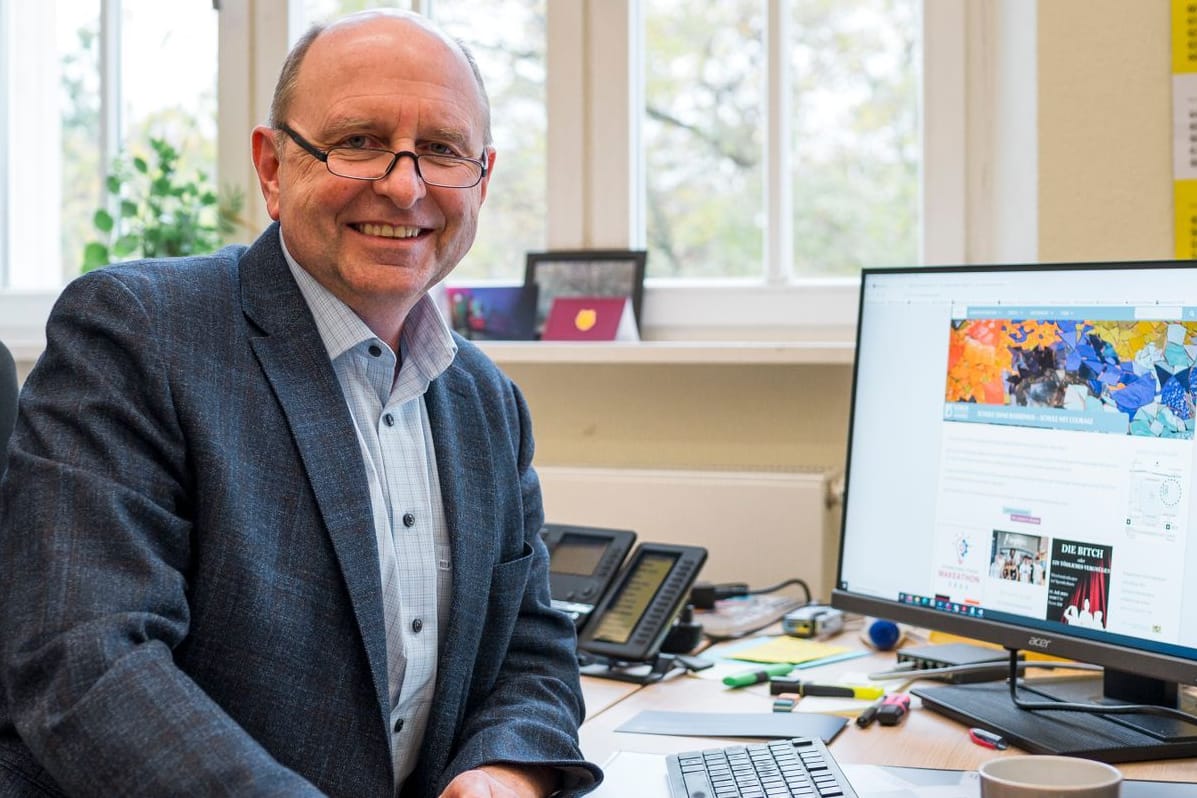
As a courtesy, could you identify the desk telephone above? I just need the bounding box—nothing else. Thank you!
[542,524,637,629]
[540,524,707,664]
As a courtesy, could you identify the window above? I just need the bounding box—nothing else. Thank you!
[642,0,920,280]
[643,1,766,279]
[56,2,102,289]
[787,0,919,276]
[3,3,99,290]
[432,0,547,281]
[0,1,217,291]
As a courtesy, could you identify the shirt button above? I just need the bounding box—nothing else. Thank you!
[402,512,415,527]
[411,618,423,633]
[368,344,382,357]
[393,717,404,733]
[383,413,395,427]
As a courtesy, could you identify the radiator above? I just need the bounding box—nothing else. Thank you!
[537,466,843,602]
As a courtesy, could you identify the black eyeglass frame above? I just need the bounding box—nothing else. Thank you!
[277,122,488,188]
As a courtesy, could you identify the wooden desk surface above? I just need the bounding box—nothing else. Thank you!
[578,641,1197,783]
[580,675,641,719]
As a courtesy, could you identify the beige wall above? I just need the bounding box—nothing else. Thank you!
[506,362,854,472]
[1038,3,1173,262]
[518,4,1178,478]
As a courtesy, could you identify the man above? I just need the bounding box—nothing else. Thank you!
[0,10,601,797]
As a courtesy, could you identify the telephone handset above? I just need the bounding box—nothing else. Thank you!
[541,524,637,633]
[577,542,708,663]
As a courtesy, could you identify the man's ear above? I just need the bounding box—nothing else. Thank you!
[251,126,283,221]
[478,147,496,206]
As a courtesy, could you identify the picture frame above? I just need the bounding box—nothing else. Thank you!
[524,249,647,338]
[443,284,538,341]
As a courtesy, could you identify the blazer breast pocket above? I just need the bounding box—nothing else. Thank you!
[472,542,533,686]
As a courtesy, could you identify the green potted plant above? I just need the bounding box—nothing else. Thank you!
[82,137,244,272]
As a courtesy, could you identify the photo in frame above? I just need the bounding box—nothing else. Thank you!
[443,284,538,341]
[524,250,647,339]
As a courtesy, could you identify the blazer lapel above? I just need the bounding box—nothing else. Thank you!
[237,226,391,724]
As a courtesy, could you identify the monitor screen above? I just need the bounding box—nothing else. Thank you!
[832,261,1197,762]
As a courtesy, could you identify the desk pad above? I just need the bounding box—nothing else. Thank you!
[615,710,847,743]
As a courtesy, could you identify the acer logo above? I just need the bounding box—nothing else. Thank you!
[1027,636,1052,649]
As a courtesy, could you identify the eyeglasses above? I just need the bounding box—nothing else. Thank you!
[277,123,487,189]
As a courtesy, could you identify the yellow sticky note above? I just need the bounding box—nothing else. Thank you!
[728,636,848,665]
[1173,0,1197,74]
[1175,180,1197,258]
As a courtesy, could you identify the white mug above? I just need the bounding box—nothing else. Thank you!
[978,755,1122,798]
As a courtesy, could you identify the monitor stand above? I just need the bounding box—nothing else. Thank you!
[914,672,1197,763]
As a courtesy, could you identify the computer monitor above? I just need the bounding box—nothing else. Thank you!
[832,261,1197,763]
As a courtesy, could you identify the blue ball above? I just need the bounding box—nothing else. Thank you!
[867,619,901,651]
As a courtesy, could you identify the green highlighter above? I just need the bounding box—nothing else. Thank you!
[722,662,795,688]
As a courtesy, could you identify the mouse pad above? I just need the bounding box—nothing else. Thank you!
[615,710,848,743]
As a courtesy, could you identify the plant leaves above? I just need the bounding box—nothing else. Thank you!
[93,209,114,233]
[83,136,242,271]
[113,234,140,257]
[82,242,110,272]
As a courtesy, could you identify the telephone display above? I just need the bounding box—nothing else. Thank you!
[578,542,707,663]
[541,524,637,632]
[549,533,611,576]
[589,552,675,645]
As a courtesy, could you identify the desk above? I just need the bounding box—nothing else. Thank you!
[579,675,642,719]
[577,639,1197,787]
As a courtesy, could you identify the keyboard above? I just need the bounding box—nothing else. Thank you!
[696,594,807,640]
[666,737,857,798]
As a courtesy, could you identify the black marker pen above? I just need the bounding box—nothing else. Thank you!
[855,699,884,728]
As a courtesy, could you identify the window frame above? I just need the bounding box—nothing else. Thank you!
[0,0,9,290]
[549,0,968,340]
[1,0,993,356]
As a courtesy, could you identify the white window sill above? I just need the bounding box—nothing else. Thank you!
[484,279,860,365]
[0,290,55,362]
[479,340,854,365]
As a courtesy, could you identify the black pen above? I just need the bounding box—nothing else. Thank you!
[855,699,884,728]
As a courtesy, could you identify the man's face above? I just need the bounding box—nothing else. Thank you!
[253,16,493,331]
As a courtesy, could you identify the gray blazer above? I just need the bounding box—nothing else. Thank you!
[0,226,600,797]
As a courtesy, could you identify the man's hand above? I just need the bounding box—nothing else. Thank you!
[438,763,559,798]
